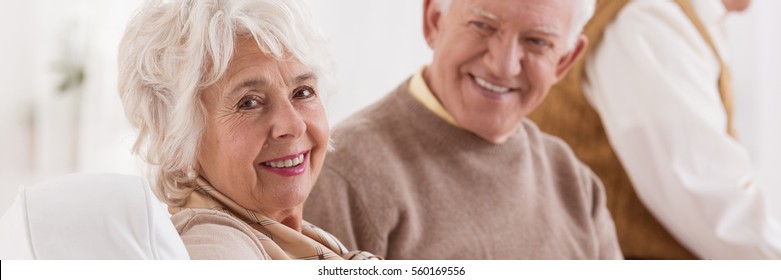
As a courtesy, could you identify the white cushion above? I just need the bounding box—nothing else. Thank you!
[0,173,189,259]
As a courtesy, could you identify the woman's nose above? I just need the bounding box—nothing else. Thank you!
[269,102,306,141]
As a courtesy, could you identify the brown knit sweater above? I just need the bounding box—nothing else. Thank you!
[304,80,622,259]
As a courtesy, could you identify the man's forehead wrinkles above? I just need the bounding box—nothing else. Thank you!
[466,3,563,37]
[469,5,498,20]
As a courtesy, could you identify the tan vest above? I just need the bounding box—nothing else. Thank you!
[529,0,736,259]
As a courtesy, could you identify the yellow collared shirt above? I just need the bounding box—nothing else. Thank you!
[408,66,460,127]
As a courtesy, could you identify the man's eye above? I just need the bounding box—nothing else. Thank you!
[469,21,496,34]
[293,86,316,99]
[471,21,489,29]
[527,37,552,47]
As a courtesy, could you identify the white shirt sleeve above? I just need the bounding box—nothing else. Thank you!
[584,0,781,259]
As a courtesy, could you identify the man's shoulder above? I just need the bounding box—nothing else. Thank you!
[325,112,411,180]
[521,119,605,218]
[329,82,415,161]
[331,104,400,145]
[613,0,697,38]
[521,118,596,186]
[521,119,580,161]
[333,82,411,138]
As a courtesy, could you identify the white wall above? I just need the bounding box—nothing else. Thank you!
[304,0,431,124]
[0,0,143,213]
[0,0,35,212]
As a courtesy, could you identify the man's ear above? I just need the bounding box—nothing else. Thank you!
[423,0,443,48]
[555,35,588,81]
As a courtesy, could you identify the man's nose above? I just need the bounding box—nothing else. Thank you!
[484,37,523,78]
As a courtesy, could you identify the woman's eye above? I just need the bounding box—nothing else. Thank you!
[293,86,316,99]
[237,97,260,109]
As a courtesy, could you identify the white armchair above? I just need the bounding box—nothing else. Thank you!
[0,173,189,259]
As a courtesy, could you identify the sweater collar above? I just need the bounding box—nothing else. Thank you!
[396,79,528,154]
[408,65,460,127]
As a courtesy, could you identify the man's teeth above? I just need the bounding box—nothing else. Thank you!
[473,76,510,93]
[263,154,304,168]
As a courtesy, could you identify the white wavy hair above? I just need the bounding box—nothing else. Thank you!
[118,0,332,206]
[436,0,596,49]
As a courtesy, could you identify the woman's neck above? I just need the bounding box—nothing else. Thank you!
[265,206,304,231]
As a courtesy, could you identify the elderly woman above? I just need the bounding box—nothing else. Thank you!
[117,0,377,260]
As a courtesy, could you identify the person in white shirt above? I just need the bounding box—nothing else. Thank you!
[530,0,781,259]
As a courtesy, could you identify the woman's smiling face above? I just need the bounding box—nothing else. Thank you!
[196,38,329,222]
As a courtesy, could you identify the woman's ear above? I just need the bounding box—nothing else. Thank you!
[423,0,444,48]
[555,35,588,81]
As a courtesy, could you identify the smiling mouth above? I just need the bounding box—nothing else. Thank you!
[261,153,305,169]
[470,74,514,94]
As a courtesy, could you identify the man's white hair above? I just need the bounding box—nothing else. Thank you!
[118,0,332,206]
[435,0,596,49]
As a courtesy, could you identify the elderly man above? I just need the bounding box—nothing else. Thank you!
[530,0,781,259]
[304,0,621,259]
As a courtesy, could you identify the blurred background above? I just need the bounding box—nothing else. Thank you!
[0,0,778,215]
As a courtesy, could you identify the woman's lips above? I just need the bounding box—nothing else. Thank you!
[259,151,308,177]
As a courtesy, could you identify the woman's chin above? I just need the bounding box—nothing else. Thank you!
[265,187,311,213]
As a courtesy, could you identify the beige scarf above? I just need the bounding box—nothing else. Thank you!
[172,177,379,260]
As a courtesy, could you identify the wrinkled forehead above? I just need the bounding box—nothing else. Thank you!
[459,0,574,36]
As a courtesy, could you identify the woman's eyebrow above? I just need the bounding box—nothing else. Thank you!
[225,72,315,97]
[227,78,268,96]
[293,72,316,84]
